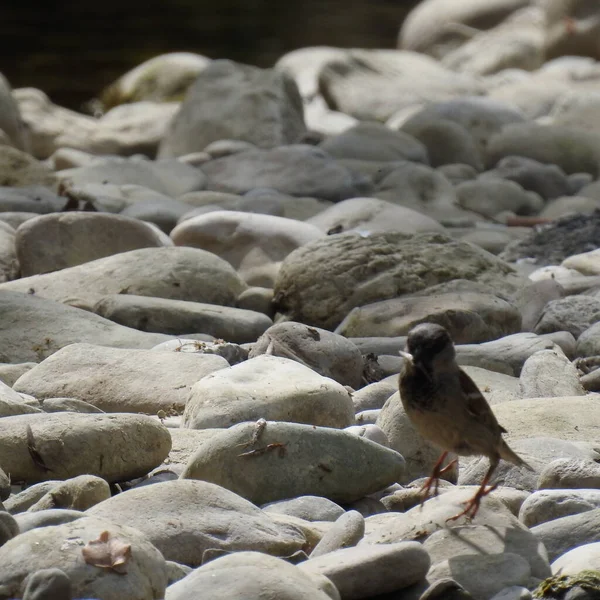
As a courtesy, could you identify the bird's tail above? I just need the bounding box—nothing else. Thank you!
[499,439,534,471]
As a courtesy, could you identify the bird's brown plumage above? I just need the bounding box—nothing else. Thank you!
[399,322,532,519]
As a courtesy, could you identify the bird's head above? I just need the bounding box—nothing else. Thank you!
[401,323,456,370]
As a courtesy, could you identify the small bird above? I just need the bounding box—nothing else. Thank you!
[398,322,532,520]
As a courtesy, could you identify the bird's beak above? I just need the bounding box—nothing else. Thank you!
[399,350,413,363]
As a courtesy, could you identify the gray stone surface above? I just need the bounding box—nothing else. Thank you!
[0,246,246,308]
[159,60,306,157]
[201,145,371,202]
[87,479,305,567]
[181,420,405,505]
[0,412,171,484]
[249,321,364,389]
[336,292,522,343]
[165,551,339,600]
[93,294,272,342]
[274,231,523,330]
[16,211,172,276]
[299,541,430,599]
[14,343,228,414]
[0,291,171,364]
[182,355,355,429]
[0,516,168,600]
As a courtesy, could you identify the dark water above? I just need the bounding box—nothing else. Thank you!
[0,0,420,110]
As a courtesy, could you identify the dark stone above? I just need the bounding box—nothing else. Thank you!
[501,210,600,266]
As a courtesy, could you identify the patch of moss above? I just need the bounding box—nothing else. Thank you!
[533,570,600,599]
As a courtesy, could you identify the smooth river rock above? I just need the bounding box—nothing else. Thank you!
[0,413,171,484]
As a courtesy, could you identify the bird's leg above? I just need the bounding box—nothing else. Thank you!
[420,451,457,504]
[447,458,499,522]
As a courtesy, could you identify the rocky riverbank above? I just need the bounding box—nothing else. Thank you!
[1,0,600,598]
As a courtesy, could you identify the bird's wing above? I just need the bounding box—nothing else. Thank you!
[458,368,507,434]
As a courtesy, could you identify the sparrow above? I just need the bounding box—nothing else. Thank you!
[398,322,532,520]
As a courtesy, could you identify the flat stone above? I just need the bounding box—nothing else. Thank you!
[519,489,600,528]
[362,488,528,545]
[0,246,246,307]
[0,413,171,484]
[551,541,600,575]
[538,458,600,490]
[0,291,171,364]
[423,525,550,580]
[336,292,521,343]
[58,156,205,197]
[14,343,228,414]
[320,122,428,163]
[299,541,430,599]
[87,479,305,567]
[307,196,444,236]
[428,553,531,600]
[201,145,371,202]
[459,437,599,491]
[531,507,600,562]
[262,496,345,523]
[491,397,600,443]
[93,294,272,343]
[455,333,566,376]
[14,509,84,533]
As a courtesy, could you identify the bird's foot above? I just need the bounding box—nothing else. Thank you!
[420,458,458,505]
[445,483,498,523]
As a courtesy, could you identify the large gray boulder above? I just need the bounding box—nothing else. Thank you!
[0,247,246,307]
[273,232,524,330]
[159,60,306,157]
[87,480,306,567]
[181,420,405,504]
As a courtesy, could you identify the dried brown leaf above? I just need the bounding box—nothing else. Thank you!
[82,530,131,574]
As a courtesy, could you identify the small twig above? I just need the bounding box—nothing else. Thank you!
[238,443,287,458]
